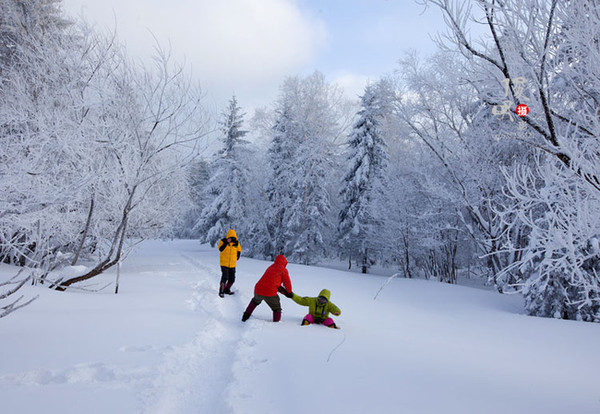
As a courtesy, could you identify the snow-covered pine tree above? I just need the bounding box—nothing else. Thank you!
[172,159,210,239]
[262,73,342,264]
[284,130,333,264]
[235,151,271,258]
[338,81,390,273]
[263,102,298,259]
[196,95,251,245]
[287,73,341,264]
[221,95,249,155]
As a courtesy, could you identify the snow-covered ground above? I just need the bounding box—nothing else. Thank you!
[1,240,599,414]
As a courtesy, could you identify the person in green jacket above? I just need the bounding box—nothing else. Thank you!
[278,287,341,329]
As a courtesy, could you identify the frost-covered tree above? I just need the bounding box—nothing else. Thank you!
[263,72,344,264]
[338,80,391,273]
[196,95,252,246]
[54,44,208,290]
[221,95,248,154]
[172,159,211,239]
[0,270,38,318]
[393,49,520,285]
[0,0,93,272]
[428,0,600,319]
[500,155,600,321]
[284,139,333,264]
[263,103,298,259]
[0,2,209,293]
[0,0,68,68]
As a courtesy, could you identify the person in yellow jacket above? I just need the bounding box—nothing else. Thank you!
[279,287,341,329]
[218,229,241,297]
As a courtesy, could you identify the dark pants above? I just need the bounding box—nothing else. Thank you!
[251,293,282,313]
[220,266,236,285]
[243,293,282,322]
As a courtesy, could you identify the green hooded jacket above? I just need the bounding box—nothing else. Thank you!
[291,289,341,321]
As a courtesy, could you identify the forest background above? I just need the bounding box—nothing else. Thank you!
[1,0,599,323]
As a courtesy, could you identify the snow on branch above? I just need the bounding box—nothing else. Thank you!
[0,271,38,318]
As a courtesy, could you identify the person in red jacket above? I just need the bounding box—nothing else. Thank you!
[242,255,292,322]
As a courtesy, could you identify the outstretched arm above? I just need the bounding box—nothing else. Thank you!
[291,293,312,307]
[328,302,341,316]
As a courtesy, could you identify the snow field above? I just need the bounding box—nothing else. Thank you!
[1,239,600,414]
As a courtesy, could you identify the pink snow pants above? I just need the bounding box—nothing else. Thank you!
[304,314,335,327]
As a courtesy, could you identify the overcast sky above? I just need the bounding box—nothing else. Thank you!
[61,0,450,113]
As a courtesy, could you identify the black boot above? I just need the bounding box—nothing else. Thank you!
[218,282,225,298]
[224,282,235,295]
[242,300,258,322]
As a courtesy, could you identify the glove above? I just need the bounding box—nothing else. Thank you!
[278,286,294,298]
[218,239,228,251]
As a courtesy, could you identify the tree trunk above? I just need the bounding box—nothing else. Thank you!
[361,249,368,274]
[402,234,412,279]
[55,192,133,291]
[72,195,95,266]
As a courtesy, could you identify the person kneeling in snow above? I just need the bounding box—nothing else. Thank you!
[279,287,341,329]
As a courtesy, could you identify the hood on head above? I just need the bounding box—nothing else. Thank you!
[226,229,237,239]
[318,289,331,301]
[274,254,288,267]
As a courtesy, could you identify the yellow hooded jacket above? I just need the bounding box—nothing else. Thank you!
[218,229,241,268]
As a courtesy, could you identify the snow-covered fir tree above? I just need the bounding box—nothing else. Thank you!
[284,131,334,264]
[263,73,341,264]
[338,80,390,273]
[263,103,298,259]
[172,159,210,239]
[195,95,251,245]
[221,95,248,155]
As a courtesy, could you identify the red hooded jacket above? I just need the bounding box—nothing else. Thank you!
[254,255,292,297]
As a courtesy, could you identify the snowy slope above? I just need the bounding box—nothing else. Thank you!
[1,240,599,414]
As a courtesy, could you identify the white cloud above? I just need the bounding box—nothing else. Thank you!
[332,72,371,101]
[62,0,328,110]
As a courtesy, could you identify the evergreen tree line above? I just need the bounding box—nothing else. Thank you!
[1,0,598,322]
[191,0,600,322]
